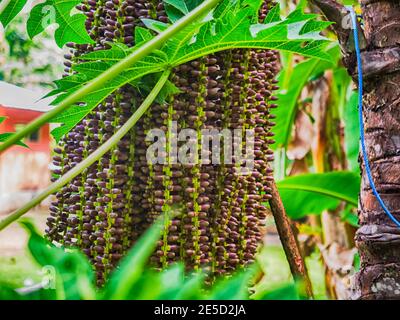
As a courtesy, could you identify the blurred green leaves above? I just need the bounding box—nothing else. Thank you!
[20,220,96,300]
[0,218,302,300]
[0,0,27,28]
[272,44,340,149]
[102,216,166,299]
[163,0,204,22]
[0,117,28,148]
[276,171,360,219]
[343,92,360,172]
[257,284,300,300]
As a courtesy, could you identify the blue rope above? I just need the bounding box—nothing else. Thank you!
[348,7,400,228]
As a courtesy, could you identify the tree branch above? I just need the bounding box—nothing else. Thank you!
[268,180,314,299]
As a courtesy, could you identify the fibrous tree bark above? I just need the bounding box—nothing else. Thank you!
[311,0,400,299]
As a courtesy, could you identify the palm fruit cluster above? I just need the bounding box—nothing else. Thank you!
[47,0,280,285]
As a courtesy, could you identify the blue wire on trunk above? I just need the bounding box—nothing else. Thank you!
[348,7,400,228]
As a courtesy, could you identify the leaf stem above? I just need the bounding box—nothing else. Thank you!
[0,0,221,153]
[0,70,171,232]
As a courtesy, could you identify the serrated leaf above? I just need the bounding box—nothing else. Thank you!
[164,0,200,14]
[47,3,333,141]
[27,0,94,48]
[163,0,203,22]
[49,48,168,142]
[242,0,264,13]
[300,20,333,35]
[276,171,360,219]
[138,74,182,104]
[263,4,280,23]
[171,4,332,65]
[135,27,154,45]
[0,116,29,147]
[141,18,169,33]
[0,0,27,28]
[0,132,29,148]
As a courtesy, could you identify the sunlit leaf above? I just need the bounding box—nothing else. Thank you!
[276,171,360,219]
[272,44,340,149]
[0,0,27,28]
[27,0,94,48]
[164,0,205,22]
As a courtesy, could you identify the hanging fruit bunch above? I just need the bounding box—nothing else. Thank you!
[46,0,280,286]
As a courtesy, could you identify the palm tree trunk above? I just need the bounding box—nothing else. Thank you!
[353,0,400,300]
[312,0,400,299]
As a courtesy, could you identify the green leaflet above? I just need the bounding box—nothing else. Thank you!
[172,7,332,64]
[47,2,333,141]
[135,27,155,45]
[20,219,96,300]
[276,171,360,219]
[164,0,204,15]
[272,44,340,149]
[0,0,27,27]
[49,50,168,141]
[164,0,204,22]
[263,3,280,23]
[141,19,169,33]
[27,0,94,48]
[0,133,28,148]
[0,118,28,147]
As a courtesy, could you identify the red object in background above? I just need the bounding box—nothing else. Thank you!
[0,105,50,153]
[0,81,53,153]
[0,81,53,213]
